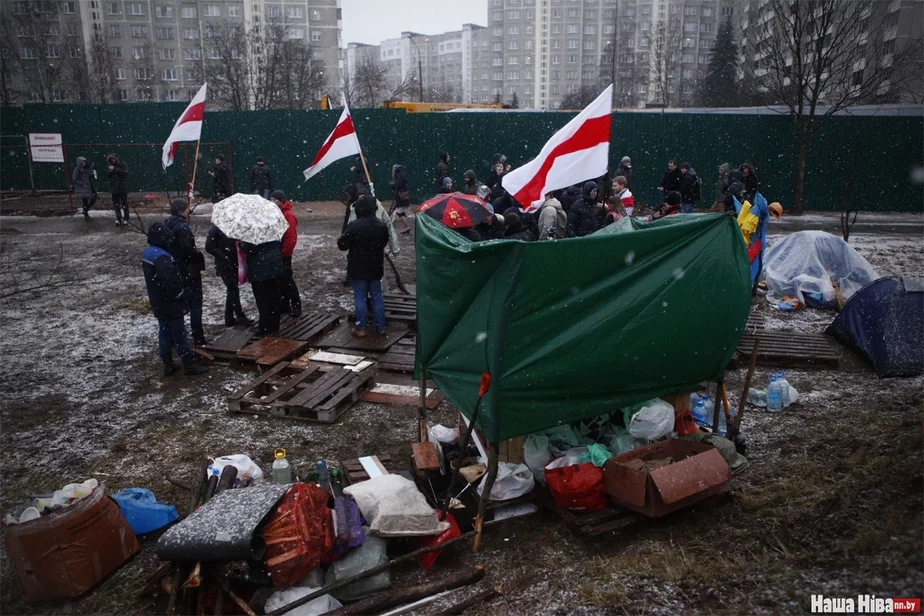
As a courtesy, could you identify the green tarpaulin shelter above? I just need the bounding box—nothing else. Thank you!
[415,213,752,442]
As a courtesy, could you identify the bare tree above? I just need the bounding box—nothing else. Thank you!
[560,84,604,110]
[352,50,387,108]
[277,39,327,109]
[385,72,416,103]
[85,41,116,105]
[651,18,682,107]
[757,0,922,214]
[3,2,83,103]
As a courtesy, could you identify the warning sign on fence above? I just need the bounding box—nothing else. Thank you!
[29,133,64,163]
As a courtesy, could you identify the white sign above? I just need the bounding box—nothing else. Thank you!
[28,133,64,163]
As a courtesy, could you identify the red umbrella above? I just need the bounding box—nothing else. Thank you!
[418,192,493,229]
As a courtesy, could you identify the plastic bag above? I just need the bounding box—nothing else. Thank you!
[325,527,390,602]
[209,454,263,486]
[428,424,459,444]
[542,425,579,456]
[604,429,646,456]
[628,399,675,440]
[578,444,612,467]
[477,462,535,501]
[544,456,606,513]
[415,511,461,572]
[111,488,179,535]
[331,496,364,557]
[264,585,342,616]
[236,241,248,285]
[343,474,449,537]
[262,483,333,589]
[523,434,552,485]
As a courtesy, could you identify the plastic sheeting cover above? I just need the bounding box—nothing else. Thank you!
[415,212,752,441]
[763,230,878,305]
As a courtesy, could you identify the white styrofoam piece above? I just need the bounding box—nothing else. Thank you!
[310,351,365,365]
[369,383,434,397]
[343,360,375,372]
[359,456,384,478]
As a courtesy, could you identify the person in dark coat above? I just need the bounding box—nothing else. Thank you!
[141,223,207,376]
[106,154,129,227]
[503,212,536,242]
[486,153,510,189]
[249,157,274,199]
[389,164,411,234]
[72,156,97,220]
[649,190,684,221]
[677,163,701,213]
[350,155,371,194]
[725,169,746,204]
[271,190,301,317]
[569,181,604,237]
[240,239,285,335]
[164,199,207,346]
[337,196,389,338]
[712,163,731,212]
[213,155,232,202]
[437,177,454,194]
[461,169,481,196]
[739,163,759,202]
[435,153,450,189]
[615,156,633,190]
[205,225,252,327]
[559,184,582,213]
[659,159,682,196]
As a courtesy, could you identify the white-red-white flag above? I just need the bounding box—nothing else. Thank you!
[503,85,613,212]
[161,83,207,169]
[303,103,362,181]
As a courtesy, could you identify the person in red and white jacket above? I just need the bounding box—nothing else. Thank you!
[271,190,301,317]
[605,174,635,224]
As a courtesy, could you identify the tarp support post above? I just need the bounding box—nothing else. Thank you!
[473,441,498,552]
[418,366,428,443]
[711,380,724,433]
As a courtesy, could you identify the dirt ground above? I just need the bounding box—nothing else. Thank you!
[0,201,921,615]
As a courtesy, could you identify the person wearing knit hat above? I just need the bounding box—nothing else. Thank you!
[438,176,454,194]
[164,198,208,346]
[649,190,683,221]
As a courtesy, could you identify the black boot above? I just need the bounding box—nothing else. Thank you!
[162,355,178,377]
[181,354,208,376]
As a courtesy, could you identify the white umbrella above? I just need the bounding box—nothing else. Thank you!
[211,193,289,245]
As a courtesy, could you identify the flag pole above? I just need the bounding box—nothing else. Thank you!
[357,149,375,197]
[187,137,201,207]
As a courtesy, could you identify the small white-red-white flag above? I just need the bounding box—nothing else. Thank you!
[162,83,207,169]
[503,84,613,212]
[303,103,362,181]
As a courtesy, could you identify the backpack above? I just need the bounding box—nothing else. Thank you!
[540,204,569,239]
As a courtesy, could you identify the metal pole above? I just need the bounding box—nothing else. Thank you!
[187,138,202,207]
[62,145,73,211]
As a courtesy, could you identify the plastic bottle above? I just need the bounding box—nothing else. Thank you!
[777,371,792,407]
[767,375,783,413]
[330,467,343,498]
[693,399,709,426]
[747,388,768,407]
[316,460,330,490]
[272,449,293,484]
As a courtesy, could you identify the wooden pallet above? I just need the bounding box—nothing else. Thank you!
[348,294,417,326]
[200,328,254,362]
[341,455,400,485]
[317,322,410,352]
[732,329,839,370]
[227,361,375,423]
[378,335,416,372]
[542,500,645,537]
[236,337,309,367]
[274,311,341,342]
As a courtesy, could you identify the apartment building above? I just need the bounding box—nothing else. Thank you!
[1,0,342,105]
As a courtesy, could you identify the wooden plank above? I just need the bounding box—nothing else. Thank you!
[260,366,319,404]
[412,442,441,473]
[299,370,357,409]
[227,362,292,401]
[316,371,376,412]
[316,322,410,352]
[237,338,308,365]
[203,328,254,353]
[286,369,352,407]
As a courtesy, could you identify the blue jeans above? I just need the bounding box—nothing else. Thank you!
[681,203,694,214]
[351,279,386,333]
[158,317,192,359]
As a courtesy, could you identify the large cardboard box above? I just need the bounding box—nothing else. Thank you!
[603,440,732,517]
[4,486,140,602]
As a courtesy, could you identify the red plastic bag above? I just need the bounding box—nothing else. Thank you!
[545,462,606,513]
[236,241,248,285]
[675,408,699,436]
[414,511,461,572]
[263,483,333,589]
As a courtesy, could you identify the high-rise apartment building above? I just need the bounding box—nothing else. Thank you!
[0,0,342,106]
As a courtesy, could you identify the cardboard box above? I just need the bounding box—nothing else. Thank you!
[4,486,140,602]
[603,440,732,518]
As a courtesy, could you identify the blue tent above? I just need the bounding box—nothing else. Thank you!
[826,277,924,377]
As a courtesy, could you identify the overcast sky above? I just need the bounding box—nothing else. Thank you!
[341,0,489,46]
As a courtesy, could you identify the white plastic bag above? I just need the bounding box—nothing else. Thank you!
[264,585,343,616]
[428,424,459,444]
[343,475,449,537]
[209,454,264,484]
[605,429,645,456]
[627,399,674,440]
[325,527,391,602]
[523,434,552,485]
[477,462,535,501]
[544,447,588,470]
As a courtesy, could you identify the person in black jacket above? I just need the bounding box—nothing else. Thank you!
[337,196,389,338]
[350,155,371,195]
[615,156,633,190]
[213,155,232,202]
[165,199,208,346]
[739,163,759,202]
[240,239,285,335]
[437,177,454,193]
[141,223,207,376]
[106,154,129,227]
[677,163,701,213]
[659,159,683,196]
[569,181,604,237]
[559,184,582,213]
[725,169,746,204]
[503,212,536,242]
[205,225,252,327]
[389,164,411,234]
[435,153,450,189]
[250,157,274,199]
[486,153,510,189]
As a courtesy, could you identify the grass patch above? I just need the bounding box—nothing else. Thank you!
[114,297,150,316]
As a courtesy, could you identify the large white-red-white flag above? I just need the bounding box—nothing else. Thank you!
[161,83,207,169]
[503,84,613,212]
[303,103,362,181]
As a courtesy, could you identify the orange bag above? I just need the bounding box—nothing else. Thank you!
[415,511,461,572]
[263,483,333,589]
[545,462,606,513]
